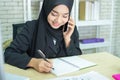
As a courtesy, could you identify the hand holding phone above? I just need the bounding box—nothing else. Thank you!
[63,17,75,47]
[63,17,75,36]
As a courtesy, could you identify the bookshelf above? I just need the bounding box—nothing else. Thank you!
[73,0,114,53]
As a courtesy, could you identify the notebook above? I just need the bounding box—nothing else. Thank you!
[48,71,110,80]
[51,56,96,76]
[0,21,29,80]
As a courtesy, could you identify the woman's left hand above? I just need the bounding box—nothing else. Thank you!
[63,17,75,47]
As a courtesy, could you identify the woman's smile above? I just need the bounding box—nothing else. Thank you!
[52,22,60,27]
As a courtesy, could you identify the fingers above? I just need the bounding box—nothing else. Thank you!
[65,17,75,33]
[38,60,53,73]
[63,17,75,47]
[68,17,75,29]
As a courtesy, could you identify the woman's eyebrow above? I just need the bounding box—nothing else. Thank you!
[52,9,69,15]
[52,10,58,13]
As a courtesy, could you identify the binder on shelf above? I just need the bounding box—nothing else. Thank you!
[79,0,100,21]
[79,1,86,20]
[80,38,104,44]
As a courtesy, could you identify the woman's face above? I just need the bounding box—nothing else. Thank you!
[47,5,69,29]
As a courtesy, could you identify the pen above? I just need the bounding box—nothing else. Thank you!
[37,50,54,70]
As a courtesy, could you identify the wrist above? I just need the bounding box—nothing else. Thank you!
[64,38,71,47]
[27,58,41,68]
[64,36,71,41]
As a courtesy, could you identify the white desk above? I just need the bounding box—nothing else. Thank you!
[5,52,120,80]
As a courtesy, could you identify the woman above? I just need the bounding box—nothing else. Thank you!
[4,0,82,73]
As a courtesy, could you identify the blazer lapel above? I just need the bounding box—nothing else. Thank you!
[46,36,58,54]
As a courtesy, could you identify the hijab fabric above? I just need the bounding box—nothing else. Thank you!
[33,0,74,57]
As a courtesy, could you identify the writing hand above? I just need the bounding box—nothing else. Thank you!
[38,59,53,73]
[27,58,53,73]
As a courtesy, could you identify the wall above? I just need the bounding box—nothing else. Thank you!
[113,0,120,57]
[0,0,40,43]
[0,0,24,43]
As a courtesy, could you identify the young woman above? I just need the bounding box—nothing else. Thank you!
[4,0,82,73]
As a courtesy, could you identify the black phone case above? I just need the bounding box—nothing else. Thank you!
[63,22,68,32]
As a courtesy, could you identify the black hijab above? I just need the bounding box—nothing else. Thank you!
[33,0,74,57]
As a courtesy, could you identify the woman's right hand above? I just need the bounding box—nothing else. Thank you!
[27,58,53,73]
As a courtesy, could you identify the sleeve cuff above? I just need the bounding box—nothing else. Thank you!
[66,40,74,54]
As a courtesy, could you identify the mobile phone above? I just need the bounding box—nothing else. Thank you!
[63,16,70,32]
[63,22,68,32]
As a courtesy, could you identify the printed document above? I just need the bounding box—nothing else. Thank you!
[48,71,110,80]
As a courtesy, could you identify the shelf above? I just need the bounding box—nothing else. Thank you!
[80,41,110,49]
[74,0,113,53]
[76,20,111,26]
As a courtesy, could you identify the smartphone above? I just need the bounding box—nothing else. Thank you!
[63,22,68,32]
[63,16,70,32]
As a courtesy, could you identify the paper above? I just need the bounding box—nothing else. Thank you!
[51,58,79,76]
[61,56,96,69]
[51,56,96,76]
[48,71,110,80]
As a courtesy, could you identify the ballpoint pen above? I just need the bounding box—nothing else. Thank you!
[37,50,54,70]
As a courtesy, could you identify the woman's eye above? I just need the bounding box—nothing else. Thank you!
[51,12,57,16]
[63,15,68,18]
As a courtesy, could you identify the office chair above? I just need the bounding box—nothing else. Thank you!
[12,23,25,39]
[3,23,25,50]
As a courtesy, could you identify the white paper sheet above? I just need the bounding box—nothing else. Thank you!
[61,56,96,69]
[51,58,79,76]
[48,71,110,80]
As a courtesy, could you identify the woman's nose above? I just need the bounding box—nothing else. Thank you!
[54,16,62,23]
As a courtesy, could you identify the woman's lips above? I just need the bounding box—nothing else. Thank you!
[53,23,60,27]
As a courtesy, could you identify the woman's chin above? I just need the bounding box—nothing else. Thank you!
[52,26,60,29]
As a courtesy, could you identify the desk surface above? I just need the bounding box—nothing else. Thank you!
[5,52,120,80]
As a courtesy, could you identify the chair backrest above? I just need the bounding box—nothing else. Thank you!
[12,23,25,39]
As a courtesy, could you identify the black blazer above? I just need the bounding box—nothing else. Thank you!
[4,20,82,69]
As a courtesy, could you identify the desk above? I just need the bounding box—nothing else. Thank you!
[5,52,120,80]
